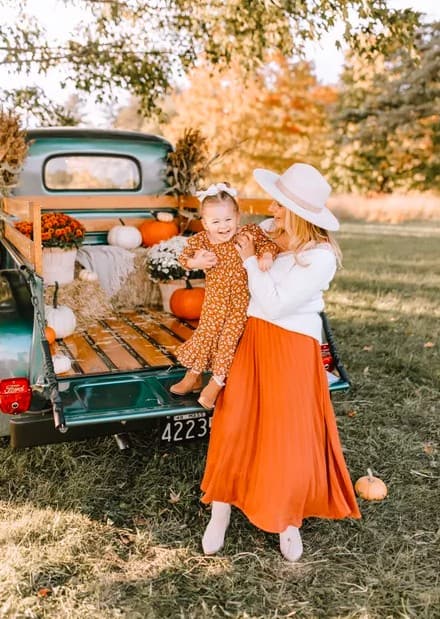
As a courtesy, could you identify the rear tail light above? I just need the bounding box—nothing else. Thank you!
[0,378,32,414]
[321,344,335,372]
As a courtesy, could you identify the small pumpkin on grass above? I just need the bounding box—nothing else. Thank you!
[355,468,388,501]
[45,282,76,339]
[170,280,205,320]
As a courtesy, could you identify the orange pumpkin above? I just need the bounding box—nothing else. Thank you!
[139,219,179,247]
[188,218,204,233]
[355,468,388,501]
[45,325,57,354]
[45,325,56,345]
[170,281,205,320]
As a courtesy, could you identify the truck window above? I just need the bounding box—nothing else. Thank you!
[44,155,141,191]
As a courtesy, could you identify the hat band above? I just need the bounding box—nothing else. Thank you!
[275,178,322,214]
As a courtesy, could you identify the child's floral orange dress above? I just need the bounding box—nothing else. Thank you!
[177,224,278,377]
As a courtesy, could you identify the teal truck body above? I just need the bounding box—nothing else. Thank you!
[0,128,349,449]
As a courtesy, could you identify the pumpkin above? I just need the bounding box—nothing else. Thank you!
[45,325,56,345]
[78,268,99,282]
[45,324,57,354]
[355,468,388,501]
[45,282,77,339]
[188,217,204,233]
[139,218,179,247]
[108,218,142,249]
[170,280,205,320]
[52,353,72,374]
[157,211,175,223]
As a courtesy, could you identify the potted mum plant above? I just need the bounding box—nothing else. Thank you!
[15,212,86,285]
[146,235,204,312]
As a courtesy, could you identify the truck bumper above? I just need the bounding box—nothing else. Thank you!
[9,412,158,448]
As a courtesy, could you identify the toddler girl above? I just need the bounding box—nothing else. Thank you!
[170,182,279,408]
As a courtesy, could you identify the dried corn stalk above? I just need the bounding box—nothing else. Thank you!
[165,127,243,199]
[0,109,29,196]
[165,128,216,196]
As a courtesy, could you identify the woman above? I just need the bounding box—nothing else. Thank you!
[200,162,361,562]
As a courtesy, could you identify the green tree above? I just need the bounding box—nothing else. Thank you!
[331,21,440,193]
[0,88,84,127]
[0,0,421,120]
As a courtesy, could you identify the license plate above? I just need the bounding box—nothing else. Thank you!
[160,411,212,443]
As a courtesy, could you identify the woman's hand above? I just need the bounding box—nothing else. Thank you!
[235,232,256,261]
[188,249,217,270]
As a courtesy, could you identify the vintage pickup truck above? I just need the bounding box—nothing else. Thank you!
[0,127,349,449]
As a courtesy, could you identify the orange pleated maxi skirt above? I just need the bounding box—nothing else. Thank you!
[201,317,361,533]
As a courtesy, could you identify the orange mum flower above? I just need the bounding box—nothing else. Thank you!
[14,212,86,249]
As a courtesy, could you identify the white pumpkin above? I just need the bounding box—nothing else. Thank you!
[108,218,142,249]
[157,211,175,223]
[78,269,99,282]
[45,282,76,339]
[46,304,76,338]
[52,353,72,374]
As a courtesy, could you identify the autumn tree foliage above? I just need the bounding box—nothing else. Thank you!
[144,54,337,194]
[331,21,440,193]
[0,0,421,120]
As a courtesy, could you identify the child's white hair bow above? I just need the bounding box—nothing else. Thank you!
[196,182,238,202]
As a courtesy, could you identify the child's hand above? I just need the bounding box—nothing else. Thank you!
[257,252,274,272]
[188,249,217,270]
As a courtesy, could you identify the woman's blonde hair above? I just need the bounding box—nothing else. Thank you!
[269,209,342,266]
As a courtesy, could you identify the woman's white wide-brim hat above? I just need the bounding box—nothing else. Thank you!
[253,163,340,231]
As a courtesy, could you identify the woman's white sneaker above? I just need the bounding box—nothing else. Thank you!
[202,501,231,555]
[279,526,303,562]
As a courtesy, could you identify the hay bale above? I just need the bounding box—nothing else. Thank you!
[44,280,113,330]
[44,248,161,332]
[111,247,161,309]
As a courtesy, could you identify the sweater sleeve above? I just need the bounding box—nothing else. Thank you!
[178,233,204,269]
[243,224,279,259]
[243,248,337,320]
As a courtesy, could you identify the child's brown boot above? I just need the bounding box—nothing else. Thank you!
[170,370,202,395]
[198,377,224,409]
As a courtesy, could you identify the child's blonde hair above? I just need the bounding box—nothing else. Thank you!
[197,182,239,216]
[269,209,342,266]
[200,191,239,215]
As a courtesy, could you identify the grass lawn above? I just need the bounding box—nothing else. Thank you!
[1,222,439,619]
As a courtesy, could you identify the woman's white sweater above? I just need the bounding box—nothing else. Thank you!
[243,246,337,343]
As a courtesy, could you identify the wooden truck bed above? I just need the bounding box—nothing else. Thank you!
[54,309,197,377]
